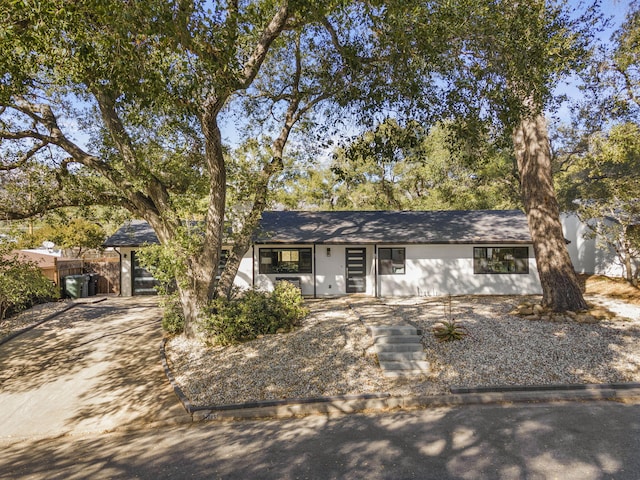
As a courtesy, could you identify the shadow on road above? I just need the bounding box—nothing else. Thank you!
[2,401,639,479]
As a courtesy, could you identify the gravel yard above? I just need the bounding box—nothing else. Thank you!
[0,301,73,342]
[166,294,640,407]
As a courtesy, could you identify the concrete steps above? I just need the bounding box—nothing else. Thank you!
[377,351,426,361]
[368,325,430,378]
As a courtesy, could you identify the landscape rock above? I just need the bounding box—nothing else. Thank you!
[576,314,598,324]
[590,307,614,320]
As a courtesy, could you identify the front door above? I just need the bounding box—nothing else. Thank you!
[346,248,366,293]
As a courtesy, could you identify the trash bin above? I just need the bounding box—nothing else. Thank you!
[87,274,99,296]
[64,275,89,299]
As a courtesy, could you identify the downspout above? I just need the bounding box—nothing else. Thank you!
[313,244,317,298]
[252,245,255,287]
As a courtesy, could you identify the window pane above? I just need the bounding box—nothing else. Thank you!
[217,249,229,277]
[474,247,528,274]
[379,247,405,275]
[259,248,312,274]
[300,249,312,273]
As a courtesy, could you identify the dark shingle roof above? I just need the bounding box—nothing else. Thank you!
[104,220,159,247]
[105,210,532,247]
[255,210,531,244]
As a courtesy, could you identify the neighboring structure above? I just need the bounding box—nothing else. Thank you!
[14,250,60,284]
[560,212,630,278]
[13,249,120,295]
[105,210,543,297]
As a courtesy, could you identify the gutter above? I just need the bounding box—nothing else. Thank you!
[374,244,378,298]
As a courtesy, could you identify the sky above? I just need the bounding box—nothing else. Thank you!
[220,1,636,148]
[551,1,632,125]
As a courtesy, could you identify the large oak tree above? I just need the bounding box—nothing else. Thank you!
[373,0,596,311]
[0,0,373,337]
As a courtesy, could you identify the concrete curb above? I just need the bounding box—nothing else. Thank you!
[159,338,640,423]
[188,386,640,422]
[160,338,197,415]
[451,382,640,394]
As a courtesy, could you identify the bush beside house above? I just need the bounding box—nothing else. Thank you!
[0,244,59,322]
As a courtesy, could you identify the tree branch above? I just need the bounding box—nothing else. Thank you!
[239,3,291,89]
[0,140,49,171]
[614,61,640,109]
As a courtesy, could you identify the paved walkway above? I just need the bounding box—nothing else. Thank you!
[0,297,190,442]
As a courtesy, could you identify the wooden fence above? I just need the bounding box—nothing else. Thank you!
[54,257,120,295]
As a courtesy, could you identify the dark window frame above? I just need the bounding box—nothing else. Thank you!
[378,247,406,275]
[473,247,529,274]
[216,249,229,278]
[259,247,313,274]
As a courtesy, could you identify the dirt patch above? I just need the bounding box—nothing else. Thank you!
[579,275,640,305]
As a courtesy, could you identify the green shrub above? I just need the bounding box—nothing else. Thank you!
[204,282,308,345]
[160,292,184,335]
[269,280,309,325]
[0,246,59,321]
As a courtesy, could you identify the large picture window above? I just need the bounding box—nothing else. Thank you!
[474,247,529,274]
[379,248,406,275]
[259,248,312,274]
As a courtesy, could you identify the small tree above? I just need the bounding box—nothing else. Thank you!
[557,122,640,285]
[19,219,106,258]
[582,214,640,285]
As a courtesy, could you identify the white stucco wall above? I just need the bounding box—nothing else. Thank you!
[118,247,254,297]
[560,213,621,277]
[119,242,543,297]
[120,247,133,296]
[377,244,542,297]
[234,249,254,290]
[313,244,375,296]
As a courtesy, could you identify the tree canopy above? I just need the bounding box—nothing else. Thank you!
[0,0,611,335]
[277,119,521,211]
[0,0,390,336]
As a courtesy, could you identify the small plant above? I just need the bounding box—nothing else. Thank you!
[433,294,468,342]
[433,319,468,342]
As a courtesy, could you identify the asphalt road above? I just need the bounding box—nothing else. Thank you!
[2,401,640,479]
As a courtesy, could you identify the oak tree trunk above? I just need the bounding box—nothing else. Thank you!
[177,278,209,339]
[512,113,588,312]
